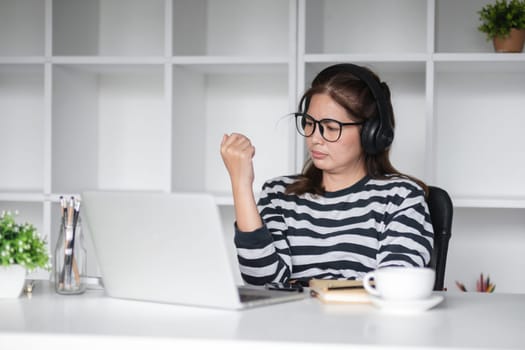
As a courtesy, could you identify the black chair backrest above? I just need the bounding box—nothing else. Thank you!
[427,186,453,291]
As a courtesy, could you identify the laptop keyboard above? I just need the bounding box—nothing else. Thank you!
[239,291,272,303]
[238,286,275,303]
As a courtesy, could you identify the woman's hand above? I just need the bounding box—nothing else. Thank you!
[220,133,256,190]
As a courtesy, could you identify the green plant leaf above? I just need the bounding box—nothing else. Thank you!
[0,211,50,271]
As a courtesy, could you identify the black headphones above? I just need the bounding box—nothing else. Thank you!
[302,63,394,155]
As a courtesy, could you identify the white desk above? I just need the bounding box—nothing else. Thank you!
[1,282,524,350]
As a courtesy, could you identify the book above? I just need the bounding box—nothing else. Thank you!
[309,279,371,304]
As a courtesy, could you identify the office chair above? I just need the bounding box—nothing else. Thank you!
[427,186,453,291]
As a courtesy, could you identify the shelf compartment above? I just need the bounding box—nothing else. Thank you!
[0,64,45,192]
[0,0,45,56]
[0,201,44,237]
[446,207,525,293]
[435,0,494,53]
[52,0,165,56]
[302,61,427,181]
[302,0,427,55]
[172,63,294,194]
[51,64,168,193]
[434,68,525,199]
[172,0,292,57]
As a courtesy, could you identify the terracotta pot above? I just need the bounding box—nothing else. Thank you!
[493,28,525,52]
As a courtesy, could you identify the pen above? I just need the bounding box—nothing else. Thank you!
[68,198,81,285]
[455,280,467,292]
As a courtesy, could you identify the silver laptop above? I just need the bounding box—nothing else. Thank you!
[81,191,306,310]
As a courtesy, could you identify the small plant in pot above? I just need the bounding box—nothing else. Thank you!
[0,211,51,297]
[478,0,525,52]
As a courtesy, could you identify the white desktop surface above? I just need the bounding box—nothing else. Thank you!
[1,282,524,350]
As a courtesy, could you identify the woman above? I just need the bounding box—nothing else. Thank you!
[220,63,433,286]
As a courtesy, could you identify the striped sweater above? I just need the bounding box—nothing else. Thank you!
[234,175,434,285]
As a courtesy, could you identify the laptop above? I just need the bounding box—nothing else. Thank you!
[81,191,306,310]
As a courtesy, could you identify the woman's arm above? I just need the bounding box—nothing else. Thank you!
[220,133,262,231]
[234,180,293,285]
[221,134,293,284]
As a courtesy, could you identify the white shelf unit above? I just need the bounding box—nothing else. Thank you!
[0,0,297,278]
[1,0,524,291]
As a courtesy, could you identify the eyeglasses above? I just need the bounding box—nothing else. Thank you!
[294,112,364,142]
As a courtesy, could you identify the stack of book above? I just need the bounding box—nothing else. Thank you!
[309,279,371,304]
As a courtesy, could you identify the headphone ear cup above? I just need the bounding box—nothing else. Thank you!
[361,116,394,155]
[377,124,394,153]
[361,117,380,155]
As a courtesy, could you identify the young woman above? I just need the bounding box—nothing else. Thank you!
[220,63,433,285]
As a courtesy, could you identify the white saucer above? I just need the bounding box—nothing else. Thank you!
[370,295,444,314]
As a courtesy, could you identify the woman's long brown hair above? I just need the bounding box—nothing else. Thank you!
[286,65,428,196]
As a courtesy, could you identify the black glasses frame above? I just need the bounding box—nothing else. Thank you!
[294,112,364,142]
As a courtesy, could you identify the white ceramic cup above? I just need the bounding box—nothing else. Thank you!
[362,267,435,301]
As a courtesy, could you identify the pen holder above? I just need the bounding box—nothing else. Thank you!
[54,218,87,295]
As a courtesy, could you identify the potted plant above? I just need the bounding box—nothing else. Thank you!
[0,211,51,298]
[478,0,525,52]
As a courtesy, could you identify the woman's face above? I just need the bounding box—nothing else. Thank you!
[306,93,365,177]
